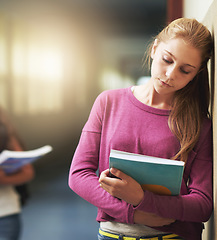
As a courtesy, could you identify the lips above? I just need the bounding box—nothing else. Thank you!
[159,79,172,87]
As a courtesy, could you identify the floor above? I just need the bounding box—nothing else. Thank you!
[20,164,99,240]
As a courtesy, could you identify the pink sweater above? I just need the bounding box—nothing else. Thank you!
[68,87,213,240]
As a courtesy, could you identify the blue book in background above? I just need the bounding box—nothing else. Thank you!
[109,149,184,196]
[0,145,53,174]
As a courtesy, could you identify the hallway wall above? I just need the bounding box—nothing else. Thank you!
[204,1,217,238]
[202,1,217,239]
[183,0,213,21]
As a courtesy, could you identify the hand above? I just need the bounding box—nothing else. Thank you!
[0,164,34,185]
[0,169,7,184]
[99,168,144,206]
[134,210,175,227]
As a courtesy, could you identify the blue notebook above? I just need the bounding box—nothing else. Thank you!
[109,149,184,196]
[0,145,53,174]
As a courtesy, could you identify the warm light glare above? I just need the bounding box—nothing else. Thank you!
[41,51,63,80]
[12,43,26,77]
[0,37,7,76]
[27,46,63,82]
[1,15,66,114]
[12,42,63,83]
[11,39,64,114]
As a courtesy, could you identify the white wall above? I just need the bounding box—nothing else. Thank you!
[183,0,213,21]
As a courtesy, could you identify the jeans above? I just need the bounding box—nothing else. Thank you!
[0,214,21,240]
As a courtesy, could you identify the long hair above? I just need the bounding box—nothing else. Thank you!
[147,18,213,163]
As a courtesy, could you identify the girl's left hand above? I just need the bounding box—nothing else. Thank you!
[99,168,144,206]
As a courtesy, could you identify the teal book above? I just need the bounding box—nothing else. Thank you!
[0,145,53,174]
[109,149,184,196]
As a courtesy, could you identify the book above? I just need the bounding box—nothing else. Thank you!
[0,145,53,174]
[109,149,184,196]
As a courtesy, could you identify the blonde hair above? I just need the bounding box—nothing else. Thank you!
[147,18,213,163]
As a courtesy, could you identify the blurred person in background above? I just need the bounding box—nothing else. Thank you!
[0,107,34,240]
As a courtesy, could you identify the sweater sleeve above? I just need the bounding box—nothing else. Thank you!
[131,121,213,223]
[68,92,132,223]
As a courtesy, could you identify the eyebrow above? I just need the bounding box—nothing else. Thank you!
[164,50,196,69]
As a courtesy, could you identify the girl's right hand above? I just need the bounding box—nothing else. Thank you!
[134,210,175,227]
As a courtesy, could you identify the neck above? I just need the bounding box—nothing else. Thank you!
[134,81,173,110]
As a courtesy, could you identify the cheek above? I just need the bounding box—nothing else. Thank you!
[151,59,164,76]
[176,78,192,90]
[178,70,199,88]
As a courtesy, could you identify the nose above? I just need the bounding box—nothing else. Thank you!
[165,65,177,80]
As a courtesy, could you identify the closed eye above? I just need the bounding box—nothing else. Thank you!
[180,68,190,74]
[163,57,190,74]
[162,57,172,64]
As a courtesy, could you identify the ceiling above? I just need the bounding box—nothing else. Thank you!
[66,0,167,35]
[0,0,167,81]
[0,0,167,36]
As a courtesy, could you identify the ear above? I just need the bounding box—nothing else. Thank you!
[151,39,159,59]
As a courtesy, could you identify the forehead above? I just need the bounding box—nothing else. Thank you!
[157,38,202,68]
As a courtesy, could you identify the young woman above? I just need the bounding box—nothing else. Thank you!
[68,18,213,240]
[0,108,35,240]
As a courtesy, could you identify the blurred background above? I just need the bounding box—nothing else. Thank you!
[0,0,170,170]
[0,0,203,239]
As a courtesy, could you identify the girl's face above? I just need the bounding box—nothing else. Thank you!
[150,38,202,97]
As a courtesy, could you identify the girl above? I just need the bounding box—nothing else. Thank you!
[68,18,213,240]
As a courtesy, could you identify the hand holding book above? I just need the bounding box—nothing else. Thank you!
[99,168,145,206]
[100,167,176,227]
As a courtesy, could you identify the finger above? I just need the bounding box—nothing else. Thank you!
[99,182,107,191]
[99,169,110,183]
[99,181,114,195]
[110,168,130,181]
[101,169,110,178]
[99,170,121,187]
[100,174,122,187]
